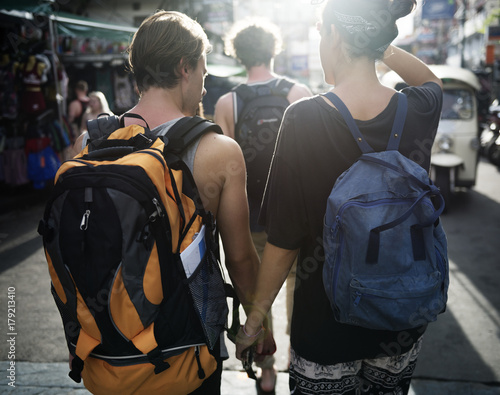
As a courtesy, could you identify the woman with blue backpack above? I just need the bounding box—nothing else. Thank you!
[235,0,444,394]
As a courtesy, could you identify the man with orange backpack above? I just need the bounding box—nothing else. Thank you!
[40,11,267,394]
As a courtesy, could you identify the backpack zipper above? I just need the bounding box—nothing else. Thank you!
[81,342,206,362]
[79,210,90,230]
[435,246,447,284]
[353,279,440,307]
[194,345,206,379]
[79,187,93,231]
[63,170,166,221]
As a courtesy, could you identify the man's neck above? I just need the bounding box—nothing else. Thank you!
[246,64,275,84]
[126,87,185,130]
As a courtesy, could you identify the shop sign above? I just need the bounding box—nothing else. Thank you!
[421,0,456,20]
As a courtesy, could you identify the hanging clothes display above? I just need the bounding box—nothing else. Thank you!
[20,54,51,115]
[0,54,19,119]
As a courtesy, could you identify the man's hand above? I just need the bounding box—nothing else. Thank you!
[235,324,265,361]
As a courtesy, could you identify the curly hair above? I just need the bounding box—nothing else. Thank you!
[224,19,283,69]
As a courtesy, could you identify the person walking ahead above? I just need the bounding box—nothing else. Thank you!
[214,19,312,394]
[236,1,443,394]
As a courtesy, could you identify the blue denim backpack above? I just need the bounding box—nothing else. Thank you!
[322,91,449,331]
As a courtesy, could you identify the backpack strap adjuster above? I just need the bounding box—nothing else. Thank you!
[68,355,84,383]
[147,348,171,374]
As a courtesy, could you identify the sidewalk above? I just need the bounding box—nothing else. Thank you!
[1,362,500,394]
[1,160,500,394]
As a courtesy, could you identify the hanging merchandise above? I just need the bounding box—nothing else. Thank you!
[19,54,51,115]
[24,125,62,190]
[2,137,29,186]
[0,54,19,119]
[26,143,61,189]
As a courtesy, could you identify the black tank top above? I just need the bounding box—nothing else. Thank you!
[75,99,89,129]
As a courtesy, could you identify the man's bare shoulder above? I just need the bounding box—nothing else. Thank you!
[215,91,233,109]
[197,130,243,162]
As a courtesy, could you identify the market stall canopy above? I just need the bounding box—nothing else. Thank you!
[52,12,136,43]
[0,0,52,14]
[1,0,136,43]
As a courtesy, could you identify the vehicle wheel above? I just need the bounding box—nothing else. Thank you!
[434,166,452,211]
[487,138,500,167]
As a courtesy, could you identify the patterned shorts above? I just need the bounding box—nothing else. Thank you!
[289,336,423,395]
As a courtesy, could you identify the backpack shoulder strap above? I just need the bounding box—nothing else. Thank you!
[86,112,151,143]
[232,78,295,139]
[165,116,222,156]
[386,93,408,151]
[86,114,120,142]
[233,77,294,107]
[162,117,223,230]
[323,91,408,154]
[271,77,294,98]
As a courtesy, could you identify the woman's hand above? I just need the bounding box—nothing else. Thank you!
[254,327,277,363]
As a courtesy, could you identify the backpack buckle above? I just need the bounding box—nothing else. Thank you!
[147,348,171,374]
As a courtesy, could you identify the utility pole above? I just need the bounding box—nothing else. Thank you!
[460,0,467,68]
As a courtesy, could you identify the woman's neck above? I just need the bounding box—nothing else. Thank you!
[329,57,396,120]
[333,57,379,90]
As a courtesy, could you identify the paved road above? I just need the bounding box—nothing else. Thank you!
[0,158,499,394]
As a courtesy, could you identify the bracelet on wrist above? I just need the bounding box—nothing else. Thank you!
[242,324,264,338]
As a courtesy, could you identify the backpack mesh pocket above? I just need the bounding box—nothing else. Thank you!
[186,250,228,349]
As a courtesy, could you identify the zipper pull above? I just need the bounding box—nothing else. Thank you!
[152,198,164,219]
[354,292,362,307]
[333,215,341,234]
[80,210,91,231]
[194,345,206,379]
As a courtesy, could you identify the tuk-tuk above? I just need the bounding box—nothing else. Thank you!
[382,65,481,209]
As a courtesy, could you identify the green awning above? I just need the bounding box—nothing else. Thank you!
[0,0,52,14]
[52,12,136,43]
[0,2,136,44]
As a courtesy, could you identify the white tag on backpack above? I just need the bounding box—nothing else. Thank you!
[180,225,206,278]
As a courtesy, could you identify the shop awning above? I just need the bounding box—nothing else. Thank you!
[51,12,136,43]
[0,0,52,14]
[0,1,136,43]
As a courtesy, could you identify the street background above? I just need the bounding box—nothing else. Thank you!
[0,158,500,394]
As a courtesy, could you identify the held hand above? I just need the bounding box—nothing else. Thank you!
[235,323,265,361]
[254,328,276,363]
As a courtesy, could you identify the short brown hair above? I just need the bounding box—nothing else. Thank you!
[75,80,88,93]
[224,19,282,69]
[127,11,211,93]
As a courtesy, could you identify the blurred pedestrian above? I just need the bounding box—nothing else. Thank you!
[214,19,312,394]
[67,80,89,141]
[79,91,113,133]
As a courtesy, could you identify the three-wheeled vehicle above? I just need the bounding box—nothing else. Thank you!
[382,65,481,209]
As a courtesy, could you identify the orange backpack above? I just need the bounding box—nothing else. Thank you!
[39,115,230,394]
